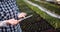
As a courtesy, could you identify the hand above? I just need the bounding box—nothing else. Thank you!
[18,12,27,18]
[6,19,19,25]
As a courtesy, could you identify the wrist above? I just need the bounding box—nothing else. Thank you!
[5,20,9,23]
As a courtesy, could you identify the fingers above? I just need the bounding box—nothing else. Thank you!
[18,12,27,18]
[6,19,19,25]
[11,21,19,25]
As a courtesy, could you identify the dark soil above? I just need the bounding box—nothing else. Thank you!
[20,15,59,32]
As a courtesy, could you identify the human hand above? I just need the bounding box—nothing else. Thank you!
[6,19,19,25]
[18,12,27,18]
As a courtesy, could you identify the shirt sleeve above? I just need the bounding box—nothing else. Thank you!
[16,7,21,16]
[16,9,21,16]
[0,21,7,26]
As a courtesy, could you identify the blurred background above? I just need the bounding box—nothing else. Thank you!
[16,0,60,32]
